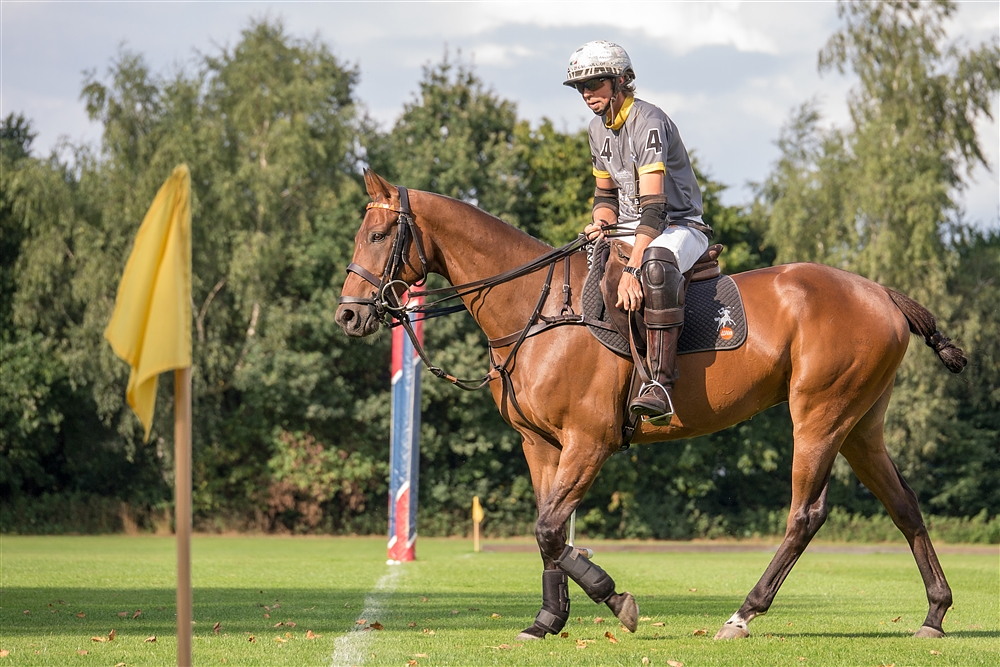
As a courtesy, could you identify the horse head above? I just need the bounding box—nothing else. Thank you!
[335,169,430,338]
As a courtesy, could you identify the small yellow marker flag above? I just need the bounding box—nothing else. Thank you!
[104,165,192,441]
[472,496,485,552]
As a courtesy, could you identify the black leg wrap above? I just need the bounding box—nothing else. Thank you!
[531,570,570,635]
[555,545,615,604]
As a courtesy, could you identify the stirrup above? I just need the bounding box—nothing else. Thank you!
[631,380,675,425]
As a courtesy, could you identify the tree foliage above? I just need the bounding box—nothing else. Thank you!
[755,0,999,516]
[2,7,997,538]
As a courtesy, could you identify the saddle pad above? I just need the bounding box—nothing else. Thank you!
[582,263,748,357]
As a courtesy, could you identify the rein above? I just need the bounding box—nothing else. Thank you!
[339,188,595,391]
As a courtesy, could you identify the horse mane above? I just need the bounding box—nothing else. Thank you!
[420,189,554,253]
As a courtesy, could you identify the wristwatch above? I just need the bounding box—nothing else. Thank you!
[623,266,641,279]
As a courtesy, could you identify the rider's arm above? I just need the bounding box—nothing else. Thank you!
[585,176,619,239]
[618,170,666,311]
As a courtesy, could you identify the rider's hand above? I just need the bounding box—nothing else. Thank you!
[584,219,611,241]
[617,270,643,311]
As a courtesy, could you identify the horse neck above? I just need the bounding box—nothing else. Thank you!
[415,193,554,340]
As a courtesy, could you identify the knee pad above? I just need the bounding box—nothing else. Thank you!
[641,247,685,312]
[555,545,615,603]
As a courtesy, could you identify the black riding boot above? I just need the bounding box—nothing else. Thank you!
[629,247,686,424]
[629,323,682,423]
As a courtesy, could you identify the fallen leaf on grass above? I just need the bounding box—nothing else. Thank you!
[692,628,707,636]
[115,662,126,667]
[356,619,367,625]
[407,661,418,666]
[490,613,502,619]
[668,661,685,667]
[76,650,89,656]
[144,636,157,643]
[892,616,902,623]
[366,622,384,631]
[247,635,256,643]
[651,622,665,627]
[930,650,942,656]
[132,610,142,619]
[305,630,321,640]
[421,628,435,635]
[91,628,116,643]
[604,631,618,644]
[75,613,86,618]
[575,639,589,649]
[559,632,569,638]
[593,616,605,624]
[641,658,650,665]
[213,622,222,634]
[0,650,9,658]
[688,588,698,592]
[274,637,287,643]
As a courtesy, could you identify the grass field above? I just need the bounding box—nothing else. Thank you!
[0,535,996,666]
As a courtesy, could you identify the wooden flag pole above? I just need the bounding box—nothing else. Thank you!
[174,368,193,666]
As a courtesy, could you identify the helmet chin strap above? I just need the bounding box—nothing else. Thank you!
[595,77,622,122]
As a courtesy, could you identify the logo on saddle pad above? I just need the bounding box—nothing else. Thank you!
[715,307,737,341]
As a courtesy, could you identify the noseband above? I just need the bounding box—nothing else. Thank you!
[337,187,429,324]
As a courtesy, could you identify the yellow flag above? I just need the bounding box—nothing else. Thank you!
[104,165,192,441]
[472,496,484,524]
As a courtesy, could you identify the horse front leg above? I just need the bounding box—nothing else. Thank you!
[517,436,637,640]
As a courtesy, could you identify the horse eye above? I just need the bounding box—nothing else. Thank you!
[369,231,387,243]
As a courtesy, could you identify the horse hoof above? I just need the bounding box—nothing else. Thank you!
[914,625,945,639]
[607,592,638,632]
[714,623,750,640]
[516,631,544,641]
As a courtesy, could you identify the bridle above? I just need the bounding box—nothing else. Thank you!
[337,187,596,392]
[337,187,430,323]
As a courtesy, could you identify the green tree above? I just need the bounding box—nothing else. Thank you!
[754,0,999,515]
[4,19,392,532]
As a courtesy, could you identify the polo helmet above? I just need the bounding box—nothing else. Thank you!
[563,40,635,87]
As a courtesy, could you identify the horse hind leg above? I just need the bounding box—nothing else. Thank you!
[715,473,834,639]
[715,407,847,639]
[839,404,952,638]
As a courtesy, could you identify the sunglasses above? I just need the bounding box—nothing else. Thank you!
[575,77,609,93]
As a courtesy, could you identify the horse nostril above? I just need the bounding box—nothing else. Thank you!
[336,307,354,326]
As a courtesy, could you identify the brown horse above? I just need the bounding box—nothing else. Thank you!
[335,170,966,641]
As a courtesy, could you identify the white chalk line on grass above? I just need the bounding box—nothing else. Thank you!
[330,564,404,667]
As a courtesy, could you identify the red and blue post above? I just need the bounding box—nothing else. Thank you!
[387,295,423,563]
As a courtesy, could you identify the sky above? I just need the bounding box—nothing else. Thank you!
[2,0,998,228]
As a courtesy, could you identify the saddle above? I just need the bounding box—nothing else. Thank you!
[584,240,744,359]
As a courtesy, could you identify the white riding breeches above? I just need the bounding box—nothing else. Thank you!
[617,224,710,273]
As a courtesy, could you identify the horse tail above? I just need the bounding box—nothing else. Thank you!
[884,287,967,374]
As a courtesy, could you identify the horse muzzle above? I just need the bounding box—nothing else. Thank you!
[335,302,381,337]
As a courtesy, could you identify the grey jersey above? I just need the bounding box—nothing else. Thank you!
[589,97,704,228]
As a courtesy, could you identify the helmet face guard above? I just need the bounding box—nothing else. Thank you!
[564,40,634,87]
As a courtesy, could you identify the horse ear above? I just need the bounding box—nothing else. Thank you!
[363,169,394,202]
